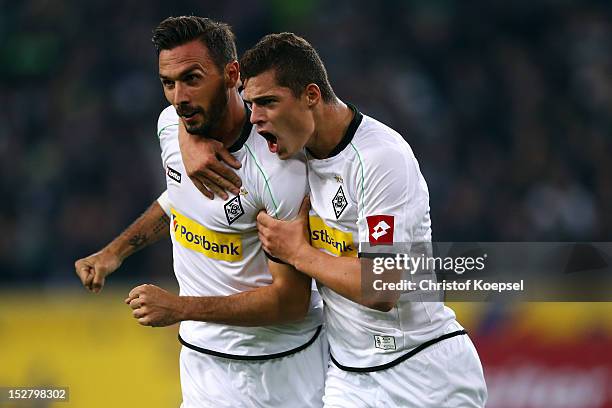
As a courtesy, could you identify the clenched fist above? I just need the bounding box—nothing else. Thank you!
[125,284,184,327]
[74,250,122,293]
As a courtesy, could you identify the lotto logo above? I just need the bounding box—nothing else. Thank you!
[366,215,394,245]
[167,166,181,183]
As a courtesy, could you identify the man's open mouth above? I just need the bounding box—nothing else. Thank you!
[177,107,201,119]
[180,111,198,119]
[259,131,278,153]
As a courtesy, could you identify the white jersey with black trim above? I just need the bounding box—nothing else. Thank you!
[306,104,457,369]
[157,105,322,357]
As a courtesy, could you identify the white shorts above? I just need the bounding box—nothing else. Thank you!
[179,331,328,407]
[323,323,487,408]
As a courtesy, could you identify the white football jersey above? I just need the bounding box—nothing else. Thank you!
[307,104,457,369]
[158,105,322,358]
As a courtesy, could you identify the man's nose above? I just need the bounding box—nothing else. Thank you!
[173,82,189,105]
[250,104,265,126]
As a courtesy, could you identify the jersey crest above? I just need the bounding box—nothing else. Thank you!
[224,195,245,225]
[332,185,348,219]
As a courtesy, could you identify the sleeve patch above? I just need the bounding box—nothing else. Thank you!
[366,215,394,245]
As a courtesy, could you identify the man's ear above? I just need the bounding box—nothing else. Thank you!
[304,83,321,107]
[225,61,240,88]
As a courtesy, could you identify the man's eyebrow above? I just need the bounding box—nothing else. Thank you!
[245,95,277,104]
[159,64,204,80]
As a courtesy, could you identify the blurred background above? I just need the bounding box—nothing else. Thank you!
[1,0,611,407]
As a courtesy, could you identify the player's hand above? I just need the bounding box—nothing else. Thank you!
[257,196,311,265]
[74,250,122,293]
[178,121,242,201]
[125,284,183,327]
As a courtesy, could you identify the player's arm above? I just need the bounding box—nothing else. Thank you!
[74,192,171,293]
[125,260,312,327]
[126,148,315,327]
[179,121,242,200]
[259,143,420,312]
[257,198,398,312]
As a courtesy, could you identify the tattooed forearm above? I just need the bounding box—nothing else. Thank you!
[128,214,169,250]
[109,201,170,260]
[153,214,170,235]
[128,213,169,251]
[128,233,148,249]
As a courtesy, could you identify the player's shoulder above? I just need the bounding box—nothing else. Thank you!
[157,105,179,136]
[351,114,414,168]
[354,114,407,151]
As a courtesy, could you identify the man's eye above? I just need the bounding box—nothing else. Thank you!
[162,80,174,88]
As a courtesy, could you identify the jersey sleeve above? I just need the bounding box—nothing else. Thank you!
[157,105,179,169]
[157,189,172,216]
[355,138,430,256]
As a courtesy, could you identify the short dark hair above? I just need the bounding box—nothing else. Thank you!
[152,16,237,72]
[240,33,336,103]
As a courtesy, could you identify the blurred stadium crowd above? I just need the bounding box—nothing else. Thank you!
[1,0,610,284]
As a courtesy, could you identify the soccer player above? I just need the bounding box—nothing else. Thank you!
[181,33,488,407]
[74,18,325,407]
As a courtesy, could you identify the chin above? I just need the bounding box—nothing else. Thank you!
[186,123,211,136]
[278,150,299,160]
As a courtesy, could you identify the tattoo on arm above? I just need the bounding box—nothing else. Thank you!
[153,214,170,235]
[128,233,148,249]
[127,214,169,251]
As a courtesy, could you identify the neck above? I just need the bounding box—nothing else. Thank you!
[305,99,354,159]
[207,89,246,148]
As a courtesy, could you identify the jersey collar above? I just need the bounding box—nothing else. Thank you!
[228,103,253,153]
[317,103,363,159]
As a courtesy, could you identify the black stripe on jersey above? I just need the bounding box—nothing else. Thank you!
[178,325,322,361]
[228,102,253,153]
[330,329,467,372]
[358,252,398,259]
[264,250,288,264]
[323,103,363,158]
